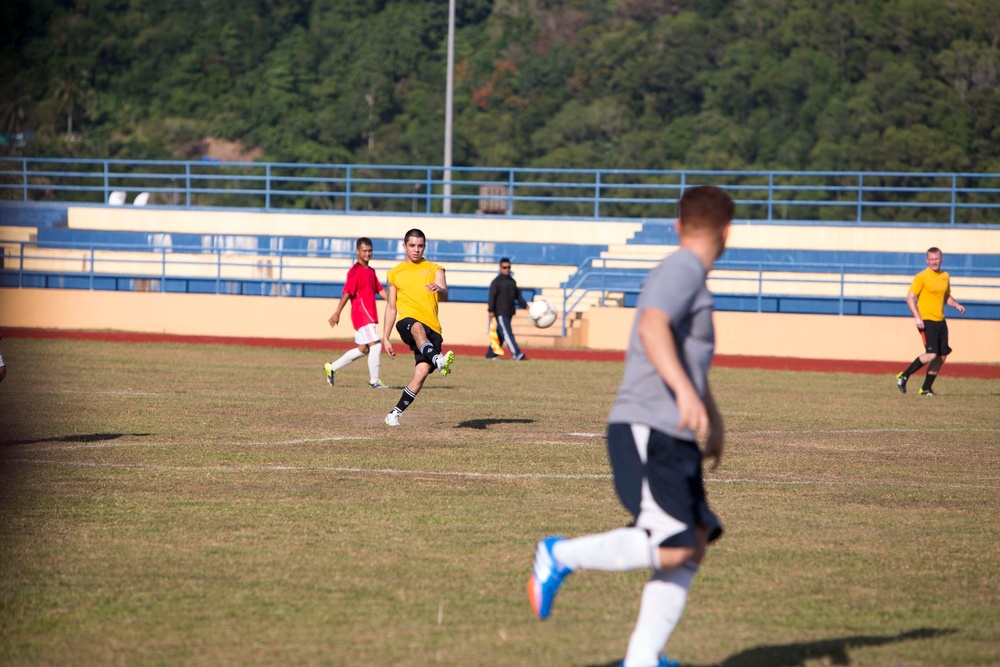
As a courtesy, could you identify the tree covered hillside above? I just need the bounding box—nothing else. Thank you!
[2,0,998,173]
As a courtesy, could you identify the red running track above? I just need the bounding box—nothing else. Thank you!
[3,327,999,379]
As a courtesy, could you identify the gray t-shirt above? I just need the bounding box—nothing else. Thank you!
[608,247,715,440]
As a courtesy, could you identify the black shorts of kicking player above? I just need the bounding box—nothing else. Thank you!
[606,422,723,549]
[396,317,444,365]
[920,319,952,356]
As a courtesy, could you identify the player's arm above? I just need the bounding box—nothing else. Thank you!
[382,283,398,358]
[703,383,724,470]
[328,292,352,328]
[637,306,709,440]
[905,291,923,329]
[426,268,448,301]
[946,294,965,315]
[487,280,497,319]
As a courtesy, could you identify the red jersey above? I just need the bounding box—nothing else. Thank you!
[343,263,384,330]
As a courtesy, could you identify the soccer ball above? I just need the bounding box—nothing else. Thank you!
[528,299,558,329]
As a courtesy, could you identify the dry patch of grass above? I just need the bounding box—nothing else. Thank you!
[1,338,998,666]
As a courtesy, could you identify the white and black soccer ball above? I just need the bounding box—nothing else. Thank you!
[528,299,558,329]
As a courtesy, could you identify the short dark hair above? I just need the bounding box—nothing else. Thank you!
[404,228,425,243]
[356,237,372,249]
[499,257,511,266]
[927,247,942,256]
[679,185,734,231]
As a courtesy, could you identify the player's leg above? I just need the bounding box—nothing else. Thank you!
[897,325,937,393]
[528,424,658,620]
[530,424,717,667]
[385,361,431,426]
[498,314,525,360]
[324,342,367,387]
[621,429,719,667]
[409,321,454,376]
[623,532,705,667]
[367,343,387,387]
[919,322,950,396]
[353,323,388,388]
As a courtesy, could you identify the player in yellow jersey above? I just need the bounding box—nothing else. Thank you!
[895,247,965,396]
[381,228,455,426]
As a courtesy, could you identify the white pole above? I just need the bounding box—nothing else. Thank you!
[443,0,455,215]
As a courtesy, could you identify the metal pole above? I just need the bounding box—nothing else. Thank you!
[266,163,271,210]
[442,0,455,215]
[857,173,863,223]
[950,174,957,225]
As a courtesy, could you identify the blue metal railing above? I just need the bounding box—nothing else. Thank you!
[2,158,1000,224]
[0,240,504,296]
[556,257,1000,334]
[3,239,999,329]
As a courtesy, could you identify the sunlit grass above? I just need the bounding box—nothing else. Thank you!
[0,338,997,666]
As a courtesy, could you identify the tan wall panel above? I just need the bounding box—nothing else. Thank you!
[727,224,1000,254]
[2,288,998,362]
[0,288,493,347]
[582,306,1000,363]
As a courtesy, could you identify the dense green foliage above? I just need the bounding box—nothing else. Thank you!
[2,0,999,172]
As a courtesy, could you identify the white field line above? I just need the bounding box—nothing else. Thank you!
[16,437,373,452]
[12,428,996,453]
[571,428,1000,437]
[7,458,996,490]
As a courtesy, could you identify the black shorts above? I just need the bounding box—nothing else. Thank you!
[607,422,722,548]
[396,317,444,365]
[920,320,952,356]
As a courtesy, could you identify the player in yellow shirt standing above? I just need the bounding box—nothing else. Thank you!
[896,247,965,396]
[382,228,455,426]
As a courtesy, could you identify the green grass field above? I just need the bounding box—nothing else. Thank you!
[0,337,998,666]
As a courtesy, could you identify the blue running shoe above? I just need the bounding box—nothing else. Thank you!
[528,536,572,620]
[324,362,335,387]
[619,658,678,667]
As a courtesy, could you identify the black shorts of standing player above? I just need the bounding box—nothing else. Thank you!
[920,320,952,356]
[606,422,723,549]
[396,317,444,365]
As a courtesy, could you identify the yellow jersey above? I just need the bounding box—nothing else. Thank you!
[388,259,445,334]
[909,268,950,321]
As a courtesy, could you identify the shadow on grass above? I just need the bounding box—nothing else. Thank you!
[585,627,955,667]
[1,432,153,447]
[454,418,534,430]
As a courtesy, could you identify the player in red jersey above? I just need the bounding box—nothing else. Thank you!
[324,238,391,389]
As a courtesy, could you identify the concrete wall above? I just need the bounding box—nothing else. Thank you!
[4,287,998,363]
[584,306,1000,363]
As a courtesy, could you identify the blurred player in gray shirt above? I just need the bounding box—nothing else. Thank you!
[528,185,734,667]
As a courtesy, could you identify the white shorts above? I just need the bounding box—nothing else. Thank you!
[355,323,380,346]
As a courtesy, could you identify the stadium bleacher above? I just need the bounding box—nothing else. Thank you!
[2,202,999,332]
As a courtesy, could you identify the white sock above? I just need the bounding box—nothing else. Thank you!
[623,563,697,667]
[551,527,655,572]
[367,343,382,383]
[330,348,365,372]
